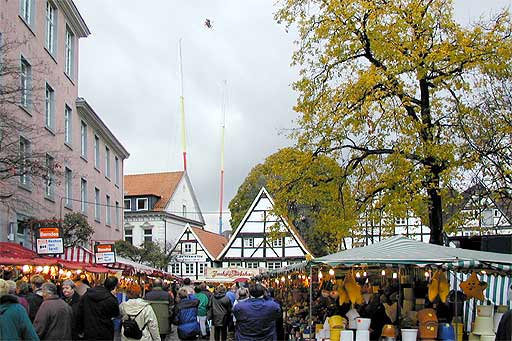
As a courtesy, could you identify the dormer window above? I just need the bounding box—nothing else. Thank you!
[137,198,148,211]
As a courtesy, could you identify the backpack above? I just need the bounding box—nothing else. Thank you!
[122,306,149,340]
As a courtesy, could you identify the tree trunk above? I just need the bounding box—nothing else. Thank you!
[427,173,444,245]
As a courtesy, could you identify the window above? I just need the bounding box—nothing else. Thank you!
[182,204,187,217]
[64,106,72,145]
[20,57,31,108]
[64,168,72,207]
[246,262,259,269]
[115,156,119,185]
[137,198,148,211]
[19,137,30,186]
[94,135,100,168]
[395,217,407,225]
[184,263,194,275]
[199,263,206,274]
[243,238,254,247]
[125,229,133,244]
[267,262,282,270]
[45,83,55,130]
[44,154,54,199]
[115,201,120,226]
[45,1,56,55]
[228,262,241,267]
[20,0,34,26]
[105,146,110,178]
[106,195,111,225]
[94,188,100,221]
[124,199,131,211]
[272,238,282,248]
[64,27,74,77]
[80,178,87,212]
[80,121,87,158]
[144,228,152,242]
[170,263,180,274]
[184,243,193,254]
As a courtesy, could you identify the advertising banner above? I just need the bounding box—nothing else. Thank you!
[34,221,64,255]
[204,267,262,281]
[94,243,116,264]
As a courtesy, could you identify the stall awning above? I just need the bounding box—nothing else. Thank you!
[105,256,174,278]
[312,235,512,272]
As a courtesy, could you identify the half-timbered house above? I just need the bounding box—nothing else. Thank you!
[169,225,228,280]
[217,187,312,270]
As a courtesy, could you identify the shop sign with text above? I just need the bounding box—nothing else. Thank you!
[175,254,206,263]
[204,267,262,280]
[35,222,64,255]
[94,244,116,264]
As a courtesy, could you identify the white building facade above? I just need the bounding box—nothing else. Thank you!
[123,171,205,250]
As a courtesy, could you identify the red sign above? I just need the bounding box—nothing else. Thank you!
[39,227,60,238]
[95,244,113,253]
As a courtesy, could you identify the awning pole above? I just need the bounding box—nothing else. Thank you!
[453,270,459,341]
[309,264,313,337]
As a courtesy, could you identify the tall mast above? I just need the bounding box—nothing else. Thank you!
[178,39,187,171]
[219,80,227,234]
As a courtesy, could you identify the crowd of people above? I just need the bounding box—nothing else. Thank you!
[0,275,284,341]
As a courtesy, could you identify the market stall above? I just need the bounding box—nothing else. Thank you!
[263,236,512,341]
[0,242,113,285]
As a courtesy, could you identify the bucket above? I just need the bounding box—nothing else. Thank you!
[453,322,463,341]
[419,322,438,339]
[438,323,455,340]
[340,330,354,341]
[346,309,360,329]
[472,316,495,336]
[477,305,493,317]
[480,335,496,341]
[401,329,418,341]
[355,330,370,341]
[381,325,397,338]
[356,318,371,330]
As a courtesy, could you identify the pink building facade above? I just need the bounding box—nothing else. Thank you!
[0,0,129,246]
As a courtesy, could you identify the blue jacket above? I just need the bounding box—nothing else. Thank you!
[0,295,39,341]
[172,297,200,340]
[233,297,281,341]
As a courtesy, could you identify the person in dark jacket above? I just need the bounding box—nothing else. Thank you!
[209,285,233,341]
[233,283,281,341]
[26,274,45,321]
[0,279,39,341]
[496,285,512,341]
[62,279,81,340]
[172,288,200,340]
[144,278,173,340]
[76,276,120,340]
[33,282,73,341]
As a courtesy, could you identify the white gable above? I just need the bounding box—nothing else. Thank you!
[218,187,312,264]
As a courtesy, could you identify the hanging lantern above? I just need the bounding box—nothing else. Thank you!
[43,266,50,274]
[329,269,335,276]
[356,272,361,278]
[363,271,367,277]
[381,269,386,276]
[318,271,323,279]
[424,271,430,278]
[36,266,43,273]
[66,271,72,278]
[392,272,398,279]
[22,265,30,273]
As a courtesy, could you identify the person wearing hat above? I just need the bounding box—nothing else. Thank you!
[62,279,81,340]
[0,278,38,340]
[33,282,73,340]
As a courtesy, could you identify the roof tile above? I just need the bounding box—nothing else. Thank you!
[124,172,184,211]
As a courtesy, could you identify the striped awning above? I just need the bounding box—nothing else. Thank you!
[312,236,512,273]
[444,260,512,274]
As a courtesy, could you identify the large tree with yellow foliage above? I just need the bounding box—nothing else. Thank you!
[276,0,512,244]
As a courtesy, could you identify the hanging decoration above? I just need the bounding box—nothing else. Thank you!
[459,272,488,301]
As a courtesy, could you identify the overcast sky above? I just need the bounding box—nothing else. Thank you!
[74,0,511,233]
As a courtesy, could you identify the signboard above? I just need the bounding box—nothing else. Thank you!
[94,243,116,264]
[204,267,262,281]
[34,221,64,255]
[175,254,206,263]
